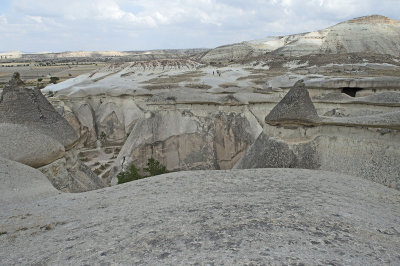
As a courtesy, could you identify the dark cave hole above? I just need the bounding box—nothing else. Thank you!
[341,87,363,97]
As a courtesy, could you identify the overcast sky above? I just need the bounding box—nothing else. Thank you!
[0,0,399,52]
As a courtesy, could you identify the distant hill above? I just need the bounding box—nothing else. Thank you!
[0,49,209,62]
[200,15,400,62]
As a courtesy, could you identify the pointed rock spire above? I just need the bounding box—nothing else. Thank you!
[265,80,320,125]
[0,73,78,149]
[8,72,25,87]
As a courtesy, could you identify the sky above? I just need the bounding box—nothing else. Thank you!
[0,0,399,53]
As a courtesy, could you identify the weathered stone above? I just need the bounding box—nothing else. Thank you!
[265,80,321,125]
[110,110,262,184]
[236,124,400,190]
[1,169,399,264]
[0,157,58,205]
[0,73,78,149]
[0,123,65,168]
[39,150,105,193]
[0,74,106,192]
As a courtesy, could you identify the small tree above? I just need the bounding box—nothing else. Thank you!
[117,165,143,184]
[143,158,168,176]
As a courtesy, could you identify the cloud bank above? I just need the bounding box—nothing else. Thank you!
[0,0,399,52]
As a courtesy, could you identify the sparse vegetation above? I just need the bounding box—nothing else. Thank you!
[143,158,169,176]
[117,158,168,184]
[49,76,60,84]
[185,83,212,90]
[100,131,107,141]
[104,147,113,154]
[93,168,102,175]
[117,164,143,184]
[80,157,89,162]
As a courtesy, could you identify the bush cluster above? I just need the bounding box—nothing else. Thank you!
[117,158,168,184]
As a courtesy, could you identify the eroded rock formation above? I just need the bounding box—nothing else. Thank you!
[0,73,105,192]
[235,81,400,190]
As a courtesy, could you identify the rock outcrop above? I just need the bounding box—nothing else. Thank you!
[1,168,399,264]
[0,73,105,192]
[265,80,321,125]
[0,73,78,149]
[236,81,400,190]
[0,123,65,168]
[0,157,58,205]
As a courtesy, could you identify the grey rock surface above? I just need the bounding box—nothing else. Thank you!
[0,74,105,192]
[314,91,400,106]
[322,110,400,130]
[265,80,321,125]
[236,124,400,190]
[0,123,65,168]
[1,168,399,265]
[39,150,106,193]
[0,157,58,205]
[0,73,78,149]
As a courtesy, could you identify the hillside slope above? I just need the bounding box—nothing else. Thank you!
[200,15,400,62]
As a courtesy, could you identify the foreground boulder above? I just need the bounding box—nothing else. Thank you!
[0,157,58,205]
[0,168,399,264]
[0,123,65,168]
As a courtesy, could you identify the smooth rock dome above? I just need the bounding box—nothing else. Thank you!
[1,169,399,264]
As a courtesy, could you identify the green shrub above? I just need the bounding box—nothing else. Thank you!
[143,158,168,176]
[117,158,168,184]
[50,76,60,84]
[117,165,143,184]
[100,131,107,141]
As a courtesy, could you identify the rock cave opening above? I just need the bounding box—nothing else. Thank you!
[341,87,364,97]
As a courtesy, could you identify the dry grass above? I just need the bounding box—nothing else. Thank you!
[143,84,181,90]
[219,82,239,88]
[0,62,104,86]
[185,83,212,89]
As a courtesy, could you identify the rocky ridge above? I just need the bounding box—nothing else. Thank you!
[200,15,400,62]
